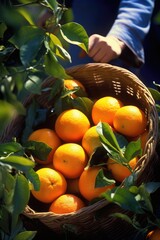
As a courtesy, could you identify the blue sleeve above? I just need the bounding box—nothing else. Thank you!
[108,0,155,66]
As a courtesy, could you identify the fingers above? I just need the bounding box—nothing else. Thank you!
[88,34,125,63]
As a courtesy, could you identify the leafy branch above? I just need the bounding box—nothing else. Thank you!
[0,140,40,239]
[0,0,89,132]
[102,174,160,237]
[89,122,142,173]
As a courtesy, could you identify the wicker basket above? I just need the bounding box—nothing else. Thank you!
[1,63,159,239]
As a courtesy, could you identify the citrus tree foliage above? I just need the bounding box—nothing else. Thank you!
[0,0,88,133]
[0,1,88,239]
[0,141,39,239]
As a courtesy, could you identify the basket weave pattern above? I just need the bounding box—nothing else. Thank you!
[1,63,159,238]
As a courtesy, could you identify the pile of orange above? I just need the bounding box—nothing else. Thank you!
[27,79,148,215]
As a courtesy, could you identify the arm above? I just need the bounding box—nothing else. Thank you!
[88,0,155,67]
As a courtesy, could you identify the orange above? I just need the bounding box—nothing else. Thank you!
[49,193,85,214]
[28,128,61,164]
[53,143,88,179]
[55,109,90,142]
[146,228,160,240]
[64,79,86,98]
[91,96,123,126]
[107,157,138,183]
[113,105,147,138]
[67,178,80,195]
[82,126,102,156]
[31,168,67,203]
[79,166,115,201]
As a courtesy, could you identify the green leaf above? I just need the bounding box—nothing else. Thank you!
[55,44,71,62]
[12,173,30,214]
[24,140,52,161]
[0,155,35,172]
[60,22,88,52]
[103,187,144,214]
[10,215,21,238]
[3,170,16,206]
[72,97,94,119]
[0,46,15,63]
[9,26,45,66]
[10,218,24,240]
[0,206,12,234]
[21,101,38,144]
[0,63,9,77]
[25,168,40,191]
[12,71,27,93]
[0,101,17,134]
[88,146,107,167]
[129,186,139,195]
[0,142,24,157]
[114,132,128,151]
[97,122,121,152]
[9,26,44,48]
[48,33,71,62]
[110,213,133,225]
[13,230,37,240]
[144,182,160,194]
[47,0,58,11]
[0,6,29,29]
[0,183,4,200]
[0,22,7,38]
[3,88,26,115]
[148,87,160,101]
[95,168,115,188]
[68,87,87,98]
[48,33,63,47]
[17,0,37,3]
[123,172,138,188]
[96,122,122,156]
[44,50,70,78]
[49,78,64,101]
[124,138,142,161]
[54,95,73,115]
[17,6,35,26]
[138,184,153,213]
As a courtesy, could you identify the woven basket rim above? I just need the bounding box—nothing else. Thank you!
[24,197,109,219]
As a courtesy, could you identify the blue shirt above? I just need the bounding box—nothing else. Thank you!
[65,0,155,68]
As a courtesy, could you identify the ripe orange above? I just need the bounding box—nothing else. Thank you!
[55,109,90,142]
[91,96,123,126]
[82,126,102,156]
[28,128,61,165]
[146,228,160,240]
[113,105,147,137]
[79,166,115,201]
[64,79,86,98]
[53,143,88,179]
[49,193,85,214]
[107,157,138,182]
[31,168,67,203]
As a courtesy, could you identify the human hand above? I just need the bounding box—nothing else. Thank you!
[88,34,125,63]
